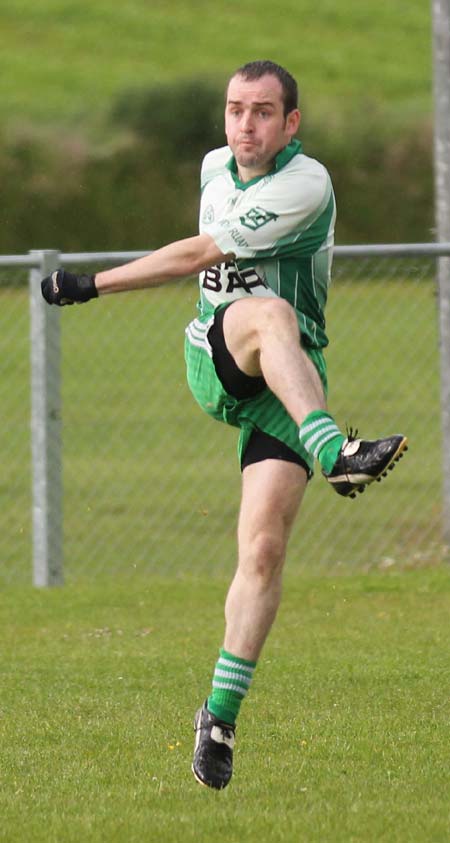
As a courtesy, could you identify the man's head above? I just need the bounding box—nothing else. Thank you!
[225,60,301,182]
[230,60,299,117]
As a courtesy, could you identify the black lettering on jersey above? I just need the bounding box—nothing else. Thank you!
[201,263,268,295]
[201,262,235,291]
[226,268,268,294]
[201,266,222,291]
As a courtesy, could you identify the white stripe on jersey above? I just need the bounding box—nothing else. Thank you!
[185,318,213,357]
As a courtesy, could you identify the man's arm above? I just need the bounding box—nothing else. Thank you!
[41,233,233,305]
[95,233,233,294]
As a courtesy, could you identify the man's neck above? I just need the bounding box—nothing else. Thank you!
[237,163,273,183]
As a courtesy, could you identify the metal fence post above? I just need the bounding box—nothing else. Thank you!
[29,250,63,586]
[437,262,450,548]
[432,0,450,545]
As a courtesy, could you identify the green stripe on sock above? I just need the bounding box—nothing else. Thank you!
[299,411,345,473]
[207,648,257,725]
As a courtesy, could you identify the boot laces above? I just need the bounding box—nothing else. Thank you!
[345,424,359,442]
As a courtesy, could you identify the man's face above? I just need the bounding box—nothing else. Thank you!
[225,73,300,180]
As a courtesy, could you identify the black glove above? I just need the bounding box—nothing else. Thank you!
[41,269,98,306]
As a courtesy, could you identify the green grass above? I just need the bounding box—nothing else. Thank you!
[1,568,449,842]
[1,0,432,132]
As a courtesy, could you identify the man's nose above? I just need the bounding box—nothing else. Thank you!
[240,111,254,132]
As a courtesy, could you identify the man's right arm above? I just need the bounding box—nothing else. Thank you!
[41,233,234,305]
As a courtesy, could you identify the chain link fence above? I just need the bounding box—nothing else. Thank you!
[1,245,449,586]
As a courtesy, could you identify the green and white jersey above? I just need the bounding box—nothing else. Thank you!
[198,138,336,348]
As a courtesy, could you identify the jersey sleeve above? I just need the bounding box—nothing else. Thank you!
[203,162,335,260]
[200,147,231,192]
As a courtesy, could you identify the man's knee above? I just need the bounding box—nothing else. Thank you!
[262,297,295,320]
[240,296,294,329]
[227,296,297,334]
[256,298,300,344]
[239,526,287,583]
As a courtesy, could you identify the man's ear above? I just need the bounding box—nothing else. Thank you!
[287,109,301,137]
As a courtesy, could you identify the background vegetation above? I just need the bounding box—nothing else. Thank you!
[0,0,434,254]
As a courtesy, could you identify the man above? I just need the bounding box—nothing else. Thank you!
[41,60,407,790]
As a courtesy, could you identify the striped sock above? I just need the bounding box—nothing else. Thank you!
[207,648,256,726]
[299,410,345,474]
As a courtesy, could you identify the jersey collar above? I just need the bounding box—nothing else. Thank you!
[226,138,302,190]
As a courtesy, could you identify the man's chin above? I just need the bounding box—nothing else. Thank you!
[235,152,262,169]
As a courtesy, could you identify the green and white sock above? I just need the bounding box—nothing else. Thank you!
[207,648,256,726]
[299,410,345,474]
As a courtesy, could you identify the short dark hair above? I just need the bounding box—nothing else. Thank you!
[229,60,299,117]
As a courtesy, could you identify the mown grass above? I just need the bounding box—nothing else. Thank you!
[1,0,431,131]
[1,568,449,842]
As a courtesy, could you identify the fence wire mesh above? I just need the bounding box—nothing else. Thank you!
[1,250,448,585]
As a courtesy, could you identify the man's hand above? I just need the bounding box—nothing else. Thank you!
[41,269,98,306]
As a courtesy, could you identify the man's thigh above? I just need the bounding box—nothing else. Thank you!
[207,306,319,474]
[184,308,324,474]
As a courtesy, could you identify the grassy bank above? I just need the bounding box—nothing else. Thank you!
[0,1,434,250]
[1,1,431,131]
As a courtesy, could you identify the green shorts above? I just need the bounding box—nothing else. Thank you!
[184,313,328,474]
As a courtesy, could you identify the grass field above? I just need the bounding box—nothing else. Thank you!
[1,0,432,131]
[1,568,449,842]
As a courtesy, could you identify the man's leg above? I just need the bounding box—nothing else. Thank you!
[222,298,408,497]
[192,457,307,789]
[224,458,307,660]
